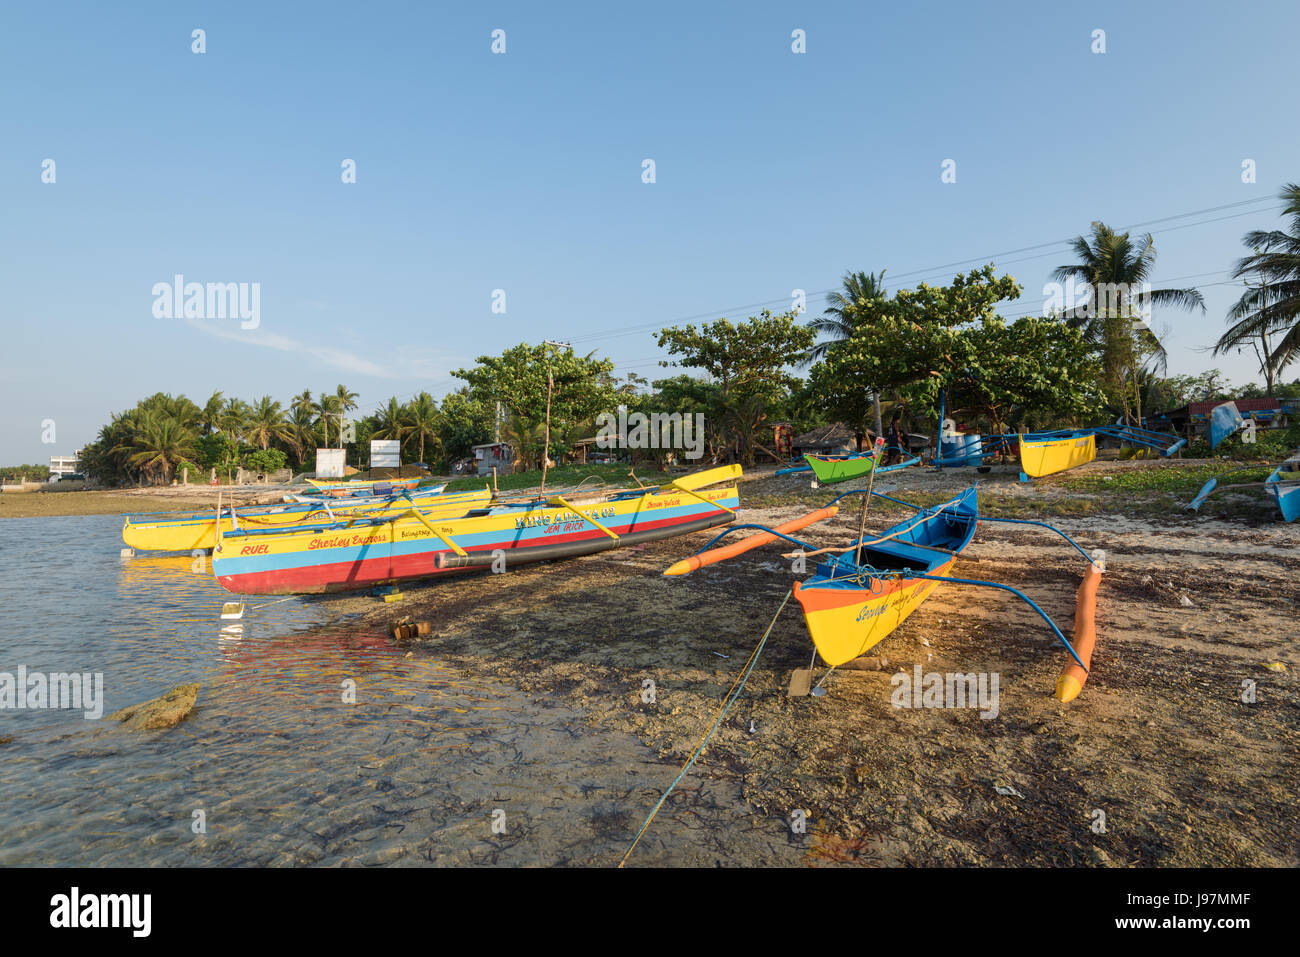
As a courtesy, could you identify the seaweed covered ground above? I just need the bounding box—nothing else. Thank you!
[311,461,1298,866]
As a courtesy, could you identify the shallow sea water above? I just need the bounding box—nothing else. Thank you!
[0,514,802,866]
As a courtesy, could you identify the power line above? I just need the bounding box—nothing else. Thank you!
[562,197,1282,348]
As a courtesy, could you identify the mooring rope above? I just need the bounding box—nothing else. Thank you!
[618,587,793,868]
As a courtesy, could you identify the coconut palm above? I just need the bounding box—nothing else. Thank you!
[244,396,290,451]
[200,391,225,435]
[1052,223,1205,422]
[371,397,411,451]
[405,392,441,465]
[126,414,197,485]
[218,398,251,442]
[290,389,316,416]
[502,414,546,470]
[332,384,359,445]
[285,405,321,469]
[805,270,889,435]
[1213,184,1300,391]
[805,270,890,363]
[316,393,343,447]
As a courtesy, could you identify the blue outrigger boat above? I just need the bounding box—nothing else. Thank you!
[1266,458,1300,522]
[1185,449,1300,522]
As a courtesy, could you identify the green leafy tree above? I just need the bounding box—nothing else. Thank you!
[453,342,618,463]
[437,388,495,461]
[656,310,813,403]
[810,268,1021,446]
[656,310,813,461]
[243,448,288,473]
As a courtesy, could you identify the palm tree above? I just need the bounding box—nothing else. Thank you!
[805,270,889,436]
[405,392,441,465]
[244,396,290,451]
[218,398,251,443]
[806,270,889,363]
[317,393,343,448]
[719,393,768,467]
[1214,184,1300,391]
[290,389,316,416]
[285,405,320,469]
[127,414,197,485]
[200,391,224,435]
[332,384,359,447]
[501,414,545,470]
[371,397,411,457]
[1052,223,1205,422]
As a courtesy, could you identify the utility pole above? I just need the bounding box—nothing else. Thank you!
[539,340,569,494]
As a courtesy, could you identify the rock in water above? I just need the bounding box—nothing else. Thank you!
[107,683,199,731]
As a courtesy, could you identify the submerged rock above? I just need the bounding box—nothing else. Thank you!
[107,683,199,731]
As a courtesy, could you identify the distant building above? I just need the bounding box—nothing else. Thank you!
[472,442,515,477]
[1147,398,1294,437]
[49,452,81,479]
[791,423,860,455]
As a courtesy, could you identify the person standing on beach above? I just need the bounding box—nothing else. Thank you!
[885,416,907,466]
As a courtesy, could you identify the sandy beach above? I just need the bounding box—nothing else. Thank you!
[299,462,1300,866]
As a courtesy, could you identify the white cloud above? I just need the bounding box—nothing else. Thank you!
[183,320,463,381]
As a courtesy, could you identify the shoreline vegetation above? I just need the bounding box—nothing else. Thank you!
[36,184,1300,499]
[1,455,1288,522]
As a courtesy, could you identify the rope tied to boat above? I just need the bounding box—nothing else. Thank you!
[618,587,793,868]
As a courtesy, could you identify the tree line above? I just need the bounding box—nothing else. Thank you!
[76,184,1300,485]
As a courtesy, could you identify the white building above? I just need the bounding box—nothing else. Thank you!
[49,452,81,479]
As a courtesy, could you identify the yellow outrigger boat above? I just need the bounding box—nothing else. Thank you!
[213,465,742,595]
[123,486,491,553]
[1018,432,1096,479]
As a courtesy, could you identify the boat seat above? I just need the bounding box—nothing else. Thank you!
[859,540,941,571]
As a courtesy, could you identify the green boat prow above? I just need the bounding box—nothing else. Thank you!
[803,453,875,484]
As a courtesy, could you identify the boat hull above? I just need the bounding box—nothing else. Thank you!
[1266,465,1300,522]
[213,485,740,594]
[792,486,978,666]
[794,560,953,666]
[804,454,875,484]
[1019,433,1095,478]
[122,486,480,552]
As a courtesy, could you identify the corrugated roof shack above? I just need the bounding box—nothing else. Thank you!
[1148,398,1293,437]
[791,422,863,455]
[472,442,515,477]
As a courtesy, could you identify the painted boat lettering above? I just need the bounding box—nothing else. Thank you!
[307,532,387,550]
[515,506,616,529]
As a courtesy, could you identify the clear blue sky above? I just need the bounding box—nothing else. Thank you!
[4,0,1298,463]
